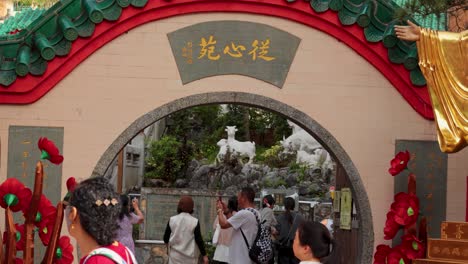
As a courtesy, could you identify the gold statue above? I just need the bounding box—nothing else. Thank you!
[395,21,468,153]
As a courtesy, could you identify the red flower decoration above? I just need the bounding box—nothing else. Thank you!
[15,259,23,264]
[27,195,56,229]
[384,211,400,240]
[64,177,77,202]
[38,220,55,246]
[391,192,419,226]
[2,224,26,251]
[388,151,410,176]
[388,246,409,264]
[400,234,425,259]
[373,244,391,264]
[54,236,74,264]
[0,178,32,212]
[66,177,77,192]
[38,137,64,165]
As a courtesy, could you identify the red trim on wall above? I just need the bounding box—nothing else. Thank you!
[0,0,434,119]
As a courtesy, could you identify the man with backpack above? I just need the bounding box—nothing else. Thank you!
[217,187,273,264]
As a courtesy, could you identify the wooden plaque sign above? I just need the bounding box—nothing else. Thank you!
[441,222,468,241]
[167,21,301,88]
[427,239,468,261]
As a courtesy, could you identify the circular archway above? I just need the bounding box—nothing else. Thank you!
[92,91,374,263]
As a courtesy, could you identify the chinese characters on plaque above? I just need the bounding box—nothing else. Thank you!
[168,21,301,88]
[394,140,447,241]
[182,36,276,63]
[7,126,64,203]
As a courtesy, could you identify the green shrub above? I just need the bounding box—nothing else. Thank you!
[290,162,310,182]
[261,144,295,168]
[145,136,189,182]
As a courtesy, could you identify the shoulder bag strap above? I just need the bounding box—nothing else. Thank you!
[285,213,298,239]
[239,208,259,250]
[240,227,250,249]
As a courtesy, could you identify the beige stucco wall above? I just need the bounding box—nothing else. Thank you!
[0,13,467,254]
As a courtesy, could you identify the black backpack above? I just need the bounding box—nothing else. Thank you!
[240,208,274,264]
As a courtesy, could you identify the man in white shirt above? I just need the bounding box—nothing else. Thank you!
[217,187,259,264]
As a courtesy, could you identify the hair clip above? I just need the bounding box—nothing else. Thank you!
[111,198,118,205]
[95,198,119,207]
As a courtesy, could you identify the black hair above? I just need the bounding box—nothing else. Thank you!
[284,197,295,225]
[119,194,130,220]
[240,187,255,203]
[297,221,336,264]
[227,195,238,212]
[69,177,121,246]
[262,195,275,208]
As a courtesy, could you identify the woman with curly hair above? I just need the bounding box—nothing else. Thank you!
[66,177,136,264]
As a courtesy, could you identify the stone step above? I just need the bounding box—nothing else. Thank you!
[427,238,468,262]
[414,259,468,264]
[441,221,468,241]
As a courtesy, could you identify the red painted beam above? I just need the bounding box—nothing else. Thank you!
[0,0,434,120]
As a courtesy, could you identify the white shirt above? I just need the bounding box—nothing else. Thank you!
[227,208,259,264]
[299,261,322,264]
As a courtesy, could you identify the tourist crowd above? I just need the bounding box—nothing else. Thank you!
[63,177,335,264]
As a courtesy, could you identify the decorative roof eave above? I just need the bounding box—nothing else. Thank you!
[0,0,434,120]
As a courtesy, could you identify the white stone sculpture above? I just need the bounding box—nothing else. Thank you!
[280,129,321,153]
[296,148,334,171]
[216,126,256,164]
[287,120,303,134]
[216,139,229,163]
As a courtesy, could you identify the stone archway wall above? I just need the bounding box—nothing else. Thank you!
[91,91,373,263]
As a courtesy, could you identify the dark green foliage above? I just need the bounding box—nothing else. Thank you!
[289,163,310,182]
[145,105,293,182]
[203,231,216,263]
[164,105,291,163]
[145,136,194,182]
[261,145,296,168]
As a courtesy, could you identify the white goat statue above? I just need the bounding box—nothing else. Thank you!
[216,139,229,163]
[280,129,321,153]
[216,126,256,164]
[296,148,334,171]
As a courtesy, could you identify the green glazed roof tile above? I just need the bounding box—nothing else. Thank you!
[310,0,331,13]
[338,7,359,25]
[0,0,149,86]
[344,0,366,14]
[329,0,344,12]
[410,67,426,86]
[0,0,441,87]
